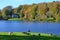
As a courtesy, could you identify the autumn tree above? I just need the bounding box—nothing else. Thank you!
[37,3,48,15]
[0,1,60,22]
[48,2,58,17]
[55,14,60,22]
[36,3,48,21]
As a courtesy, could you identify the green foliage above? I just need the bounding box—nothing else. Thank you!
[1,6,12,19]
[0,1,60,22]
[55,14,60,22]
[46,18,55,22]
[8,18,23,20]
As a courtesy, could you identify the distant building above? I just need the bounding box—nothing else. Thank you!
[12,13,20,18]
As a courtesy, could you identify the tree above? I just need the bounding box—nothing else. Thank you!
[48,2,58,17]
[0,10,3,19]
[55,14,60,22]
[0,1,60,22]
[37,3,48,15]
[2,6,13,19]
[36,3,48,21]
[27,4,37,21]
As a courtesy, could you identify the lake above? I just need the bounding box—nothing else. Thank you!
[0,20,60,35]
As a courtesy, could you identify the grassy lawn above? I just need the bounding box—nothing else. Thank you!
[0,32,60,40]
[8,18,23,20]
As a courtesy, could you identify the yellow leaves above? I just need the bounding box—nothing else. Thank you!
[27,7,32,12]
[55,14,60,22]
[48,2,58,14]
[29,14,33,19]
[1,9,6,17]
[24,7,31,14]
[23,6,31,19]
[37,3,47,14]
[0,2,60,22]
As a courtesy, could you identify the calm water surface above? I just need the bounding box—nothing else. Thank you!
[0,20,60,35]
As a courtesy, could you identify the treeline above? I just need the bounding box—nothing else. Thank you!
[0,1,60,22]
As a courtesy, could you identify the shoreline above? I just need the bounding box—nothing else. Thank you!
[0,32,60,40]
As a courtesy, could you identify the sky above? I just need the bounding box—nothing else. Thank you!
[0,0,60,9]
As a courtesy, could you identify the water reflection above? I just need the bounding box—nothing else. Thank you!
[0,20,60,35]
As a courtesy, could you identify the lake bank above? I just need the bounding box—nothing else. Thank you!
[0,32,60,40]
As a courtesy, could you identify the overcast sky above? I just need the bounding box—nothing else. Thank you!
[0,0,60,9]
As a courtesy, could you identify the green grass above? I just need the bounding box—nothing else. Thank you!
[0,32,60,40]
[8,18,23,20]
